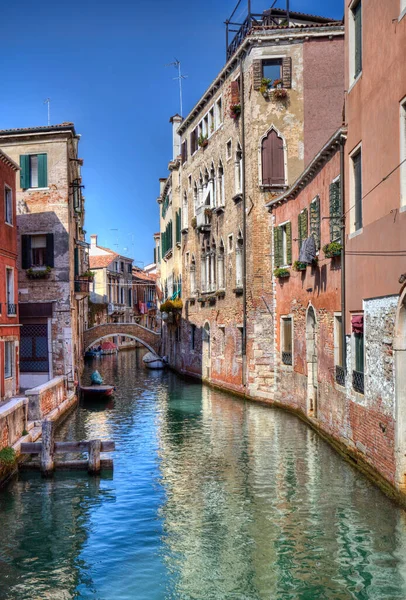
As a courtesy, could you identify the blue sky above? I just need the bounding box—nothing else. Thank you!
[1,0,343,266]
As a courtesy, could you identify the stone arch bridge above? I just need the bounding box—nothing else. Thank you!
[84,323,161,354]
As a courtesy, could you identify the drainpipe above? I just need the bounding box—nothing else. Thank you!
[240,55,247,387]
[340,132,347,374]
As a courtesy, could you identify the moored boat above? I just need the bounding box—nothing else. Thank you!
[142,352,166,370]
[80,384,115,398]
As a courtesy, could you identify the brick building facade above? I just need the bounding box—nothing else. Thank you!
[0,124,88,389]
[0,151,20,401]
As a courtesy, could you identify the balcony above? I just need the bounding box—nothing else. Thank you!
[195,205,212,231]
[107,303,126,316]
[282,351,292,366]
[335,365,345,387]
[352,370,364,394]
[74,278,90,295]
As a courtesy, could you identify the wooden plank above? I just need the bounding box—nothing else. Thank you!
[88,440,101,474]
[19,459,114,472]
[21,440,115,454]
[41,421,54,477]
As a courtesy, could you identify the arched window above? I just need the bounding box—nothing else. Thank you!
[217,238,225,290]
[261,128,285,186]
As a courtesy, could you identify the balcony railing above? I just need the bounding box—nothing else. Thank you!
[7,303,17,316]
[282,351,292,366]
[352,370,364,395]
[335,365,345,387]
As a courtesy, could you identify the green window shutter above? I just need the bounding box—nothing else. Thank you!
[298,208,308,250]
[21,235,31,269]
[19,155,30,189]
[74,247,79,276]
[38,154,48,188]
[46,233,54,267]
[329,181,341,242]
[310,197,321,251]
[274,226,281,267]
[286,221,292,265]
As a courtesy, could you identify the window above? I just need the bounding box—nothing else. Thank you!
[309,196,321,251]
[262,59,282,84]
[20,323,49,373]
[191,324,196,350]
[215,97,223,128]
[188,175,192,189]
[190,127,198,155]
[235,145,243,195]
[261,128,285,186]
[236,233,243,287]
[20,154,47,189]
[274,222,292,267]
[352,314,364,393]
[329,178,341,241]
[218,162,225,207]
[72,179,82,213]
[208,107,215,135]
[217,240,225,289]
[236,326,244,355]
[218,326,226,356]
[181,140,188,164]
[182,192,188,229]
[128,289,132,307]
[334,315,345,386]
[350,1,362,81]
[6,268,15,315]
[226,139,232,160]
[21,234,54,270]
[128,263,132,273]
[190,255,196,295]
[401,99,406,208]
[120,261,124,273]
[5,186,12,225]
[4,342,13,379]
[228,234,233,253]
[352,149,362,231]
[193,183,198,215]
[298,208,308,251]
[281,317,293,365]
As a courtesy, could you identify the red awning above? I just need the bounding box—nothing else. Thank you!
[101,341,117,350]
[352,314,364,334]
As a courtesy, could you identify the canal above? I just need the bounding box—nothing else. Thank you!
[1,349,406,599]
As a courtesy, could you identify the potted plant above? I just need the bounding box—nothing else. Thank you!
[293,261,307,272]
[26,266,52,279]
[80,270,96,281]
[274,267,290,279]
[273,78,283,89]
[230,104,241,119]
[191,216,197,229]
[323,242,342,258]
[215,289,225,298]
[198,134,209,148]
[260,77,272,97]
[204,207,213,220]
[273,87,288,100]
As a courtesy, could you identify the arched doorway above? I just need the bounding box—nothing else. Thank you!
[395,290,406,489]
[306,306,318,417]
[202,322,211,380]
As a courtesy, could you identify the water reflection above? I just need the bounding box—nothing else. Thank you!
[0,349,406,599]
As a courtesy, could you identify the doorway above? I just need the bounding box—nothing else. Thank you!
[306,306,318,417]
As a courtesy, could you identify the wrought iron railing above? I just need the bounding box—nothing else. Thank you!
[226,13,263,60]
[352,370,364,394]
[282,351,292,365]
[7,303,17,315]
[335,365,345,386]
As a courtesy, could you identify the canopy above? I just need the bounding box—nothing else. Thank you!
[351,314,364,334]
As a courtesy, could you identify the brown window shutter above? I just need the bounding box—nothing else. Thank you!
[282,57,292,89]
[230,80,240,105]
[262,129,285,185]
[253,60,262,91]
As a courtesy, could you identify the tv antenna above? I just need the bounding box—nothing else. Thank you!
[110,228,119,251]
[44,98,51,126]
[166,58,187,116]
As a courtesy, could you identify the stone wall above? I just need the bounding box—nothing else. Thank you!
[0,398,28,450]
[25,376,67,422]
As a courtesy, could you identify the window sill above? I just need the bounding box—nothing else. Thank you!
[4,376,13,380]
[349,227,363,239]
[24,187,50,192]
[232,193,242,203]
[348,72,362,94]
[260,184,288,192]
[280,364,293,372]
[5,221,13,227]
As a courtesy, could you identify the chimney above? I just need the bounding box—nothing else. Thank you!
[169,114,183,160]
[159,178,166,195]
[90,234,98,248]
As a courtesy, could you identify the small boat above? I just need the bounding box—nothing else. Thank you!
[143,352,166,370]
[85,350,102,359]
[80,384,115,398]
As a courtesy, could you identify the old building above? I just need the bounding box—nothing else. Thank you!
[157,115,183,359]
[0,150,20,400]
[175,6,344,397]
[132,266,157,330]
[268,128,346,432]
[88,234,134,325]
[342,0,406,492]
[0,124,88,389]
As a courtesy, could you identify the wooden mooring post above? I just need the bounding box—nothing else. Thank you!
[20,421,115,476]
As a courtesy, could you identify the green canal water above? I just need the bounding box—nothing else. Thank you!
[1,349,406,599]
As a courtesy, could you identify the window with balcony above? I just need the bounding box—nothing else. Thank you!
[20,154,47,189]
[5,185,12,225]
[352,314,364,394]
[281,317,293,366]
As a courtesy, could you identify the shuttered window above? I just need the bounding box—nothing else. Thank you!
[353,1,362,78]
[190,128,198,154]
[21,233,54,269]
[176,210,181,244]
[19,154,47,189]
[298,208,308,250]
[309,197,321,251]
[253,57,292,90]
[274,222,292,267]
[230,79,240,105]
[262,129,285,186]
[181,140,187,164]
[329,179,341,242]
[262,59,282,83]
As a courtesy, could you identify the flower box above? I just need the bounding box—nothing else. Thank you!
[323,242,342,259]
[274,268,290,279]
[230,104,241,119]
[293,261,307,272]
[198,135,209,148]
[26,266,52,279]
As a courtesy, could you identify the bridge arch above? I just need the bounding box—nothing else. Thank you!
[84,323,161,355]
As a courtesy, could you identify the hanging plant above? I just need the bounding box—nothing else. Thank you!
[273,87,288,100]
[230,104,241,119]
[323,242,342,258]
[293,261,307,272]
[260,78,272,97]
[191,216,197,229]
[198,134,209,148]
[274,267,290,279]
